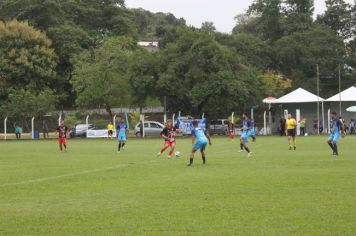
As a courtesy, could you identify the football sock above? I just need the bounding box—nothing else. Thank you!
[169,150,174,156]
[240,143,244,150]
[328,142,335,152]
[333,143,338,154]
[189,158,194,165]
[118,143,122,151]
[202,154,206,164]
[122,142,126,148]
[245,147,250,153]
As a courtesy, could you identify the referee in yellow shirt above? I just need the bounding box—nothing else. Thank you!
[107,121,114,139]
[286,114,297,150]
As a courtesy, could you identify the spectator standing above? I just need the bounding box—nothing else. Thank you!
[299,117,306,136]
[15,125,22,140]
[279,117,286,136]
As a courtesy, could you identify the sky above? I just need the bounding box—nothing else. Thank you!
[125,0,354,33]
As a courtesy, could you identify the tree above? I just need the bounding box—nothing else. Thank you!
[215,33,274,70]
[317,0,354,40]
[201,21,216,32]
[232,14,260,35]
[247,0,284,41]
[71,36,137,118]
[0,19,58,100]
[128,50,161,110]
[1,89,57,118]
[157,28,264,115]
[274,25,346,95]
[283,0,314,34]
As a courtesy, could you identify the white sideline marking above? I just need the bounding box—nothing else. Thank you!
[0,161,158,188]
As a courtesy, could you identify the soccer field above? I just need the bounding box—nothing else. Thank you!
[1,136,356,235]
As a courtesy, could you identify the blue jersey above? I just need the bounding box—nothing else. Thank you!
[117,123,127,134]
[242,119,252,131]
[331,119,341,135]
[192,127,208,143]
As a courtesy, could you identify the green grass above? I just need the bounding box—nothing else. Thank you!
[1,136,356,236]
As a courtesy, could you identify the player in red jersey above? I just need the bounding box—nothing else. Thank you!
[56,120,69,152]
[157,119,179,159]
[228,120,235,141]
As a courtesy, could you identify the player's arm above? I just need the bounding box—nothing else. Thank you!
[160,128,168,140]
[205,130,212,146]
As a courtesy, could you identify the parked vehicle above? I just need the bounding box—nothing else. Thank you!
[135,121,165,137]
[70,124,95,138]
[209,119,229,135]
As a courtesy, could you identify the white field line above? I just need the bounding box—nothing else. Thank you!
[0,160,158,188]
[0,145,258,188]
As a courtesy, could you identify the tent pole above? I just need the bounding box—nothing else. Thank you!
[317,64,320,135]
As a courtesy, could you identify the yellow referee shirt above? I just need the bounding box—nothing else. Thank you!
[286,118,297,130]
[107,124,114,131]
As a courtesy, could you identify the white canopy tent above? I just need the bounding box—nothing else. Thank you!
[326,86,356,129]
[276,88,325,104]
[269,88,325,135]
[326,86,356,102]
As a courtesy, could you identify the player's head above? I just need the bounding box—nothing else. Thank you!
[331,112,337,119]
[109,121,112,124]
[166,119,173,128]
[60,120,65,126]
[192,120,199,128]
[242,112,249,119]
[288,114,292,119]
[117,116,123,123]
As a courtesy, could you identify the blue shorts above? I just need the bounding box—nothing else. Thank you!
[328,133,340,143]
[241,131,250,143]
[250,128,256,136]
[193,141,208,152]
[118,132,126,141]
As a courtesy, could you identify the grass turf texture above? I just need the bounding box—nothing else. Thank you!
[0,136,356,235]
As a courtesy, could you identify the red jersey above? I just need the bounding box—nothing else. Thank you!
[56,126,69,138]
[160,126,177,142]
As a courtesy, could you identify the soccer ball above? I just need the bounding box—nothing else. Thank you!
[175,151,182,158]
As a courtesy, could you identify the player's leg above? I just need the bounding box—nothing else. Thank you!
[327,134,336,154]
[168,142,176,158]
[58,139,63,152]
[200,143,207,164]
[241,134,252,157]
[188,143,200,166]
[121,141,126,150]
[63,139,67,152]
[157,142,169,157]
[239,136,244,152]
[292,135,296,150]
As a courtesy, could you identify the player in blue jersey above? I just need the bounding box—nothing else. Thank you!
[240,112,253,157]
[327,112,344,156]
[116,117,128,153]
[188,120,212,166]
[250,119,257,142]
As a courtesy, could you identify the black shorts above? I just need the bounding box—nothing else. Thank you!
[287,129,296,137]
[108,130,113,135]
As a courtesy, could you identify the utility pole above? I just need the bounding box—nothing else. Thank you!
[338,64,342,116]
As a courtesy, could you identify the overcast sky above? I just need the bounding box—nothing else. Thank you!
[125,0,354,33]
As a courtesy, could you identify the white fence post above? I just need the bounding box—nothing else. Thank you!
[263,111,267,135]
[141,114,145,137]
[113,114,117,130]
[202,113,205,119]
[86,115,89,138]
[58,114,62,126]
[172,113,176,126]
[4,117,7,140]
[31,117,35,139]
[327,109,331,134]
[322,102,325,134]
[296,109,301,136]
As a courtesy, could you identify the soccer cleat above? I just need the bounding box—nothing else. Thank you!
[117,150,121,153]
[248,152,253,158]
[187,163,193,167]
[167,155,172,159]
[238,149,244,153]
[156,152,162,157]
